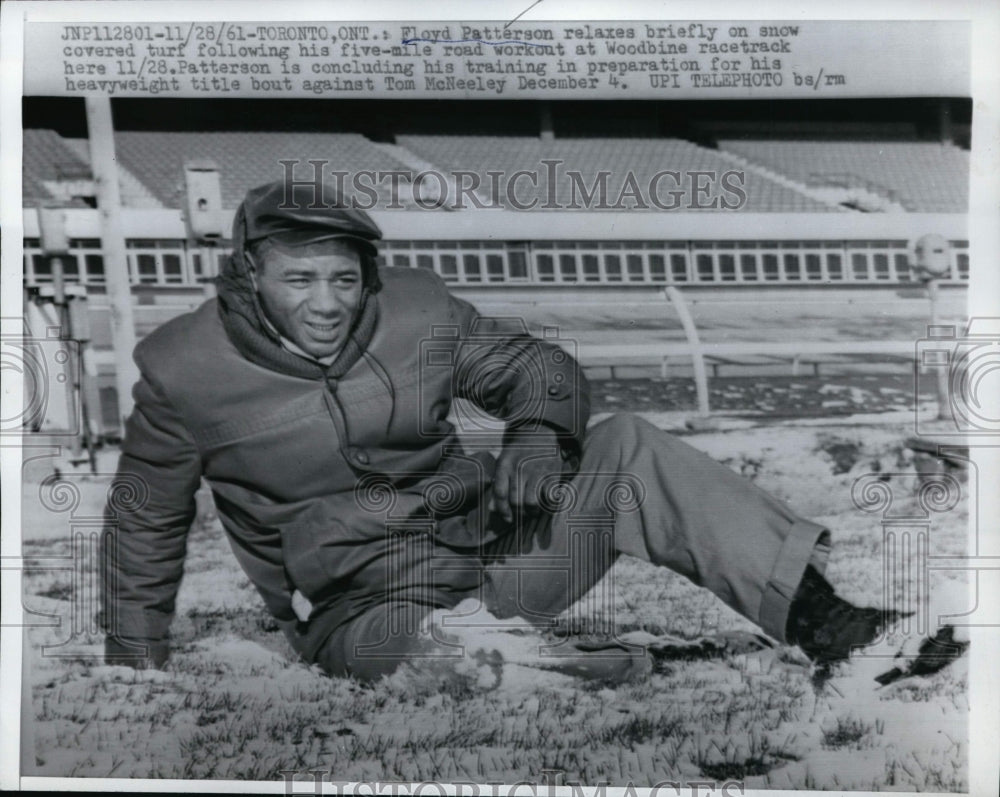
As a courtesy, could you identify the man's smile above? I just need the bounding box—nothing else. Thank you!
[305,321,339,334]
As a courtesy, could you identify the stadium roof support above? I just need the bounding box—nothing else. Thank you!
[84,97,139,424]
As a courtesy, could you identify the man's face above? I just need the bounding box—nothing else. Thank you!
[252,241,364,360]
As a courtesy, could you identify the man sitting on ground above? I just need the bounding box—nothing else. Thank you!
[103,179,948,683]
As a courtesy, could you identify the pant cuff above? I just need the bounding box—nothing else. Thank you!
[758,520,831,643]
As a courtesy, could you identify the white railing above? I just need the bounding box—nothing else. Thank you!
[557,287,923,414]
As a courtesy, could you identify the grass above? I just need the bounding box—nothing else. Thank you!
[821,715,876,749]
[20,418,970,788]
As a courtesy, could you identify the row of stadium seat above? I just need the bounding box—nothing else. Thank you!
[396,135,838,212]
[717,139,969,213]
[22,129,968,213]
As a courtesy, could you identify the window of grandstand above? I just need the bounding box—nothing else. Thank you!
[24,237,970,287]
[126,240,190,285]
[379,241,532,284]
[691,240,855,283]
[847,240,913,282]
[190,248,231,282]
[531,241,688,284]
[22,238,105,284]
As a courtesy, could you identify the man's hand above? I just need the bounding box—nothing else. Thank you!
[491,426,571,524]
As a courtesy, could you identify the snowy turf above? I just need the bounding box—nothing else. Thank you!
[19,413,969,788]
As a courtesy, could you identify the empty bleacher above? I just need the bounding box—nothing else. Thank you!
[112,131,415,209]
[396,135,838,212]
[24,129,970,215]
[20,127,971,290]
[717,140,969,213]
[22,129,93,208]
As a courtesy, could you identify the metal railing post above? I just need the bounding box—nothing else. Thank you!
[664,286,710,415]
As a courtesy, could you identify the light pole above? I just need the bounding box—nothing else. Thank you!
[85,97,140,428]
[37,203,97,471]
[183,160,226,298]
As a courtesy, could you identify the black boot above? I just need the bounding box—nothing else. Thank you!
[785,565,905,664]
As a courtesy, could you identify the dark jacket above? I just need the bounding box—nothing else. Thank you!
[101,231,590,663]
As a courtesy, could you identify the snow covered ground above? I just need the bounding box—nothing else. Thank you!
[19,396,970,788]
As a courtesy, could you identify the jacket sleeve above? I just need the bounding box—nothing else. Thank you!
[100,351,203,658]
[448,293,591,455]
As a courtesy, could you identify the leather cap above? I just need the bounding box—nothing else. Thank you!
[239,180,382,256]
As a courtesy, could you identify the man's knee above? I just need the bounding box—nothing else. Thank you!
[584,413,661,465]
[586,412,644,448]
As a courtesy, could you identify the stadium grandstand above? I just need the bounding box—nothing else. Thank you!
[20,96,971,434]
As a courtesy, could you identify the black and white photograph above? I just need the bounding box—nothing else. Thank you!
[2,1,998,793]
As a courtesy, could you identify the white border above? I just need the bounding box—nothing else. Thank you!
[0,1,27,792]
[2,2,998,795]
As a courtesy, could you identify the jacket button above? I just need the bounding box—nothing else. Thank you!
[349,447,369,465]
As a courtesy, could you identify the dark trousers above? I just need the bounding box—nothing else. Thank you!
[316,413,830,681]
